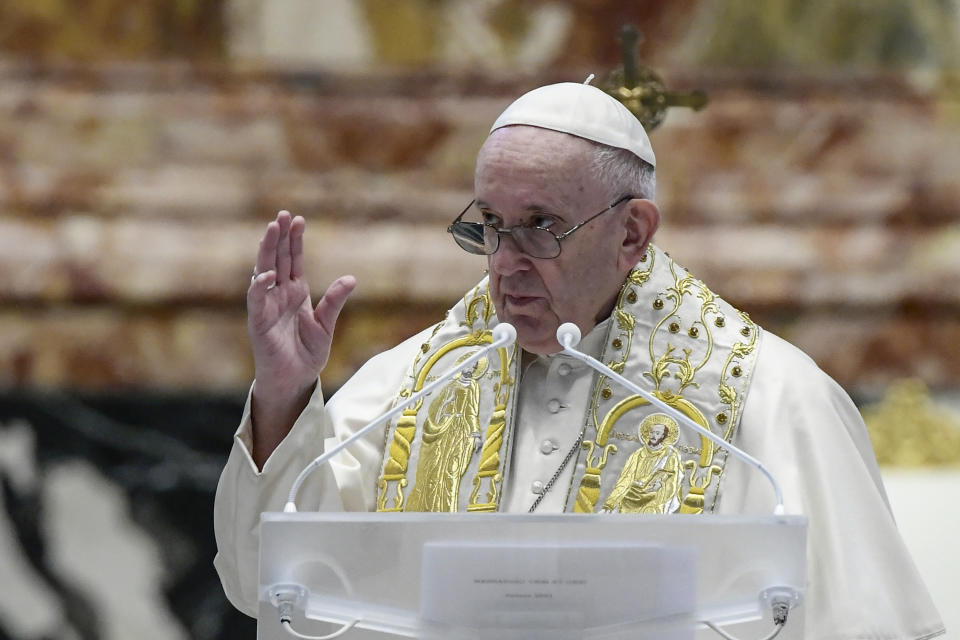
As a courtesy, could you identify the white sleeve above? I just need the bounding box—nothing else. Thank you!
[212,326,435,617]
[718,331,944,639]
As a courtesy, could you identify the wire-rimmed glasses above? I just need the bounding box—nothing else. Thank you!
[447,195,634,259]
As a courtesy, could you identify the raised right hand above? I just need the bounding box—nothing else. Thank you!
[247,210,356,466]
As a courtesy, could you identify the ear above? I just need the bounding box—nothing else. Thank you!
[618,199,660,271]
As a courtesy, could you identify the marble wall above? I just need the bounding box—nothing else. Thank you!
[0,1,958,637]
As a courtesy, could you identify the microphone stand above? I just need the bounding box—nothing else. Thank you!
[283,323,518,512]
[555,323,785,515]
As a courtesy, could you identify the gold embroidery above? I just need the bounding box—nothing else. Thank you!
[378,408,420,511]
[377,283,516,512]
[576,390,709,513]
[464,286,495,330]
[574,249,757,515]
[468,292,515,512]
[585,275,644,461]
[574,440,618,513]
[647,261,718,392]
[602,414,682,514]
[718,310,758,440]
[467,394,510,511]
[630,245,655,285]
[405,359,486,512]
[645,344,700,394]
[637,255,738,511]
[680,460,722,513]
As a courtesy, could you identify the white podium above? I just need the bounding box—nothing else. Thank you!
[256,512,806,640]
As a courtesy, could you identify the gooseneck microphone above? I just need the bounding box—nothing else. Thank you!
[556,322,785,515]
[283,322,518,512]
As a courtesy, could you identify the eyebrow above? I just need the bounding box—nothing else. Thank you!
[474,201,568,224]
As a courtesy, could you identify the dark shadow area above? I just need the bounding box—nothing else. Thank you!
[0,390,257,640]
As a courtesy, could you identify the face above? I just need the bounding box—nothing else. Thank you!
[647,423,667,447]
[475,126,655,354]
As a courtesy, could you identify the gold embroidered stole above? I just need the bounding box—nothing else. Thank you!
[375,244,761,514]
[376,281,520,512]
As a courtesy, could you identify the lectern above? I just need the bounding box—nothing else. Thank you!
[256,512,806,640]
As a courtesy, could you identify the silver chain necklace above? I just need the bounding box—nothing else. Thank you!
[527,428,586,513]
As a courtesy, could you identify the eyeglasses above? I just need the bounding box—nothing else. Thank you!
[447,194,634,260]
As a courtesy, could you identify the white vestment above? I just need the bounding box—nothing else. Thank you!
[214,322,944,639]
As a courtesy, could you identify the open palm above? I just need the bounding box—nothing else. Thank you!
[246,211,355,462]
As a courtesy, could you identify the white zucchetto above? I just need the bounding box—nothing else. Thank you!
[490,81,656,167]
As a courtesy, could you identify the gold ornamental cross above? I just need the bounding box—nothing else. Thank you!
[602,25,708,131]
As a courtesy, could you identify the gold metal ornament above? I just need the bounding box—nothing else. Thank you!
[600,25,708,131]
[862,379,960,467]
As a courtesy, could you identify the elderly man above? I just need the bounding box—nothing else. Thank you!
[214,82,943,638]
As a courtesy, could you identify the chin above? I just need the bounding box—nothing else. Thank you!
[513,325,561,355]
[519,341,562,355]
[497,307,562,354]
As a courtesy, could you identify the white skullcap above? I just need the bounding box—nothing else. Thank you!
[490,81,656,167]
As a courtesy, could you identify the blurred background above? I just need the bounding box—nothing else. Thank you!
[0,1,958,638]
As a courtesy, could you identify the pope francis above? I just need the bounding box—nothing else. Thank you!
[214,81,944,639]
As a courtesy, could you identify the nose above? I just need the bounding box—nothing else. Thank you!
[488,232,530,276]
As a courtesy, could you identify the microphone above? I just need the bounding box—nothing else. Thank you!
[555,322,786,515]
[556,322,581,349]
[283,323,518,512]
[491,321,517,345]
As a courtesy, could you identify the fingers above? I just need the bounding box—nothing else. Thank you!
[314,275,357,334]
[256,218,280,277]
[256,210,305,286]
[247,270,277,311]
[290,215,306,279]
[275,211,293,284]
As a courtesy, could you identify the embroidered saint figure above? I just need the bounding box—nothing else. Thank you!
[602,413,682,514]
[406,359,486,512]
